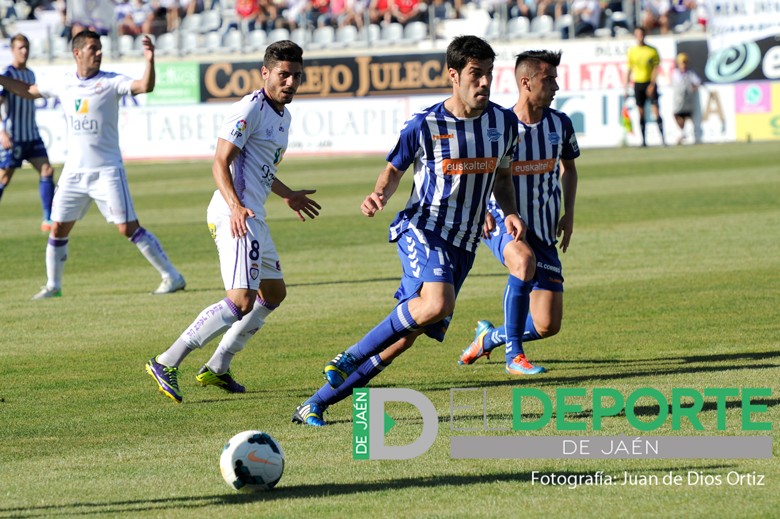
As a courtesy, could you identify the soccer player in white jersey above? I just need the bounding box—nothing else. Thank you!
[292,35,522,426]
[146,41,321,404]
[0,30,186,299]
[459,50,580,374]
[0,34,56,232]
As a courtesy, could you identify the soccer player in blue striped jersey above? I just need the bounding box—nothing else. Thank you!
[0,34,56,232]
[459,50,580,375]
[293,35,523,426]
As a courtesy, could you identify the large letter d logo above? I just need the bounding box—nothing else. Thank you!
[353,388,438,460]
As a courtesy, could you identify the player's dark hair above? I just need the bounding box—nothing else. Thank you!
[10,33,29,47]
[446,35,495,73]
[264,40,303,70]
[514,50,562,73]
[72,29,101,51]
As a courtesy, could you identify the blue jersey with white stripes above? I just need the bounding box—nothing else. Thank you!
[488,107,579,246]
[0,66,40,142]
[386,101,518,252]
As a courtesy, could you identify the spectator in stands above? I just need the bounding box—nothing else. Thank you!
[668,0,694,32]
[236,0,260,31]
[368,0,392,25]
[143,1,169,36]
[536,0,567,20]
[425,0,458,23]
[258,0,283,30]
[391,0,421,25]
[116,0,153,37]
[641,0,670,34]
[480,0,507,19]
[510,0,536,20]
[306,0,331,28]
[560,0,599,39]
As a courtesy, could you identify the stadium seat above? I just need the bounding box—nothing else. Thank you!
[507,16,530,39]
[100,35,112,57]
[310,25,335,49]
[204,31,222,52]
[402,21,427,43]
[223,29,243,52]
[29,37,46,59]
[380,22,404,45]
[267,28,290,44]
[156,32,177,55]
[247,29,267,51]
[181,32,201,55]
[361,24,382,46]
[485,18,500,39]
[50,36,71,59]
[179,12,201,32]
[200,9,222,33]
[335,25,359,47]
[118,34,135,57]
[530,15,555,38]
[290,27,309,46]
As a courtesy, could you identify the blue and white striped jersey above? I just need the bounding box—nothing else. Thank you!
[488,107,579,246]
[387,101,518,252]
[0,66,40,141]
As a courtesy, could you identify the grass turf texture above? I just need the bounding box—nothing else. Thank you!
[0,142,778,518]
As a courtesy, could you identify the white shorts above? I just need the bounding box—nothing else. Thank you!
[51,167,137,224]
[207,210,283,291]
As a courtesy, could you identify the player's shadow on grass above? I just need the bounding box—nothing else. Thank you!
[0,465,737,515]
[285,271,506,289]
[431,348,780,389]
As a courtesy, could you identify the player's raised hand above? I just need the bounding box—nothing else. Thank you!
[503,213,526,242]
[140,34,155,60]
[285,189,321,221]
[362,192,386,217]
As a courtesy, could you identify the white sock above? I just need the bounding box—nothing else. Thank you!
[130,227,178,279]
[46,237,68,290]
[206,297,277,374]
[173,298,242,353]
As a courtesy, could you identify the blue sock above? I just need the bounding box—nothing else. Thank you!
[486,311,543,350]
[503,275,533,364]
[39,177,54,221]
[523,313,542,342]
[307,355,388,407]
[483,325,506,351]
[344,301,418,362]
[0,182,5,202]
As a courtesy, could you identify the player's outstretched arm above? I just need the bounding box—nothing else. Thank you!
[130,35,156,95]
[362,162,404,217]
[557,158,578,253]
[272,178,321,222]
[492,165,526,241]
[213,137,254,237]
[0,74,40,100]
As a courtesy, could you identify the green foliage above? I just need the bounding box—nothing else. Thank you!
[0,144,778,518]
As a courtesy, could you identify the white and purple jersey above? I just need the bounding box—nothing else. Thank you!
[36,71,133,172]
[0,66,40,141]
[488,107,579,246]
[387,101,518,252]
[211,89,290,221]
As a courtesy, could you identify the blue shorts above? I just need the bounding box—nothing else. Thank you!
[0,138,48,169]
[484,212,564,293]
[394,228,476,342]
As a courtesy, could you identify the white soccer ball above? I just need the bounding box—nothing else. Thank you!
[219,430,285,491]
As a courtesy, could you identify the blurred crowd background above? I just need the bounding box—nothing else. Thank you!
[1,0,707,59]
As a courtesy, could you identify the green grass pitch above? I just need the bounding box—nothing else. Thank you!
[0,142,778,518]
